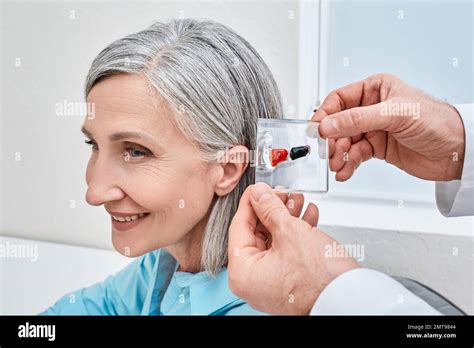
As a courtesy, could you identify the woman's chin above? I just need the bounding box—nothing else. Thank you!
[111,234,147,258]
[109,213,152,256]
[111,233,167,258]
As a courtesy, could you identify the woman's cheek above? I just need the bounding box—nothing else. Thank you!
[130,169,188,214]
[132,158,214,223]
[130,174,174,210]
[169,169,214,220]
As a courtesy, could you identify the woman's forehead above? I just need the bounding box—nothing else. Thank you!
[87,74,162,116]
[84,74,177,135]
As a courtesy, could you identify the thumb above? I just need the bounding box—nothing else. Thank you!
[250,183,291,234]
[319,102,399,138]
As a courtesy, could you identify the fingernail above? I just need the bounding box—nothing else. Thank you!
[251,183,272,203]
[321,117,338,135]
[306,122,320,139]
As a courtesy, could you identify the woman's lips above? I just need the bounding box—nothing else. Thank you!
[111,213,150,232]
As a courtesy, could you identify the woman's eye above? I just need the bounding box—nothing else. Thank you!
[127,148,145,158]
[84,139,98,151]
[124,144,151,159]
[84,140,151,159]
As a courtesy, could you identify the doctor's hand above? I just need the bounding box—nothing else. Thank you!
[228,182,359,315]
[311,73,465,182]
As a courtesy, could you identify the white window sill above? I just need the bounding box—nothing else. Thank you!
[309,190,473,237]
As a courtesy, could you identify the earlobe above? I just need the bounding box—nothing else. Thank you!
[215,145,249,196]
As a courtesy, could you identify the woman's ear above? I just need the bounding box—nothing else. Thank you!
[214,145,249,197]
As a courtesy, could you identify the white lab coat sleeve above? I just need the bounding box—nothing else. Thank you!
[310,269,440,315]
[436,104,474,217]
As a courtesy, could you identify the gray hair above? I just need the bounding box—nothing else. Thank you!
[85,19,283,275]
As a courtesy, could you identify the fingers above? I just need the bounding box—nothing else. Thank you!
[254,223,271,251]
[275,191,304,217]
[311,79,374,123]
[328,138,336,158]
[255,191,304,250]
[230,183,315,259]
[320,102,408,139]
[328,132,383,180]
[274,191,304,217]
[365,130,388,160]
[228,186,261,259]
[334,138,374,181]
[330,138,351,172]
[249,183,291,234]
[301,203,319,227]
[275,191,289,205]
[310,74,408,140]
[311,74,397,124]
[286,192,304,217]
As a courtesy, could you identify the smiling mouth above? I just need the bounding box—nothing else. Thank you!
[111,212,150,222]
[110,212,151,232]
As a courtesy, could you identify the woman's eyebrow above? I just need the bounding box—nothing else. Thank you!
[81,126,161,147]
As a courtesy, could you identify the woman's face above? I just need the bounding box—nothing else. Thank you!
[82,74,219,257]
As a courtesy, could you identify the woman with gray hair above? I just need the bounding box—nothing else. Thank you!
[39,18,309,315]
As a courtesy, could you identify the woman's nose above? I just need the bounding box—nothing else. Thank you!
[85,163,125,206]
[86,185,125,206]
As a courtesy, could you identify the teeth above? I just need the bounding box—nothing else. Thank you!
[112,213,147,222]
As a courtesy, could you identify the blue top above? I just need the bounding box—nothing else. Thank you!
[39,249,265,315]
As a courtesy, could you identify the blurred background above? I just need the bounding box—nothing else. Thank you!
[1,0,472,314]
